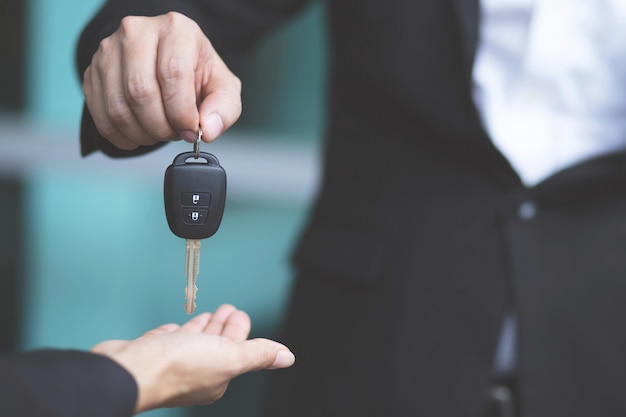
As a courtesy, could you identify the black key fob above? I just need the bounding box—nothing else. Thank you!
[164,151,227,239]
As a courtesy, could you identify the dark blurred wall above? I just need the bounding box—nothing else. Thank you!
[0,0,26,112]
[0,0,26,350]
[0,178,23,351]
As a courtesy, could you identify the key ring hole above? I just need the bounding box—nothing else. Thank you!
[184,156,209,164]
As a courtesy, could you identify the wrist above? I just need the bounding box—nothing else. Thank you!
[110,349,171,414]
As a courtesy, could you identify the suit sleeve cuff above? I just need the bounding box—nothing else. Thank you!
[0,349,138,417]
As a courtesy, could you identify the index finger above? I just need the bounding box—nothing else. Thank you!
[219,309,252,343]
[203,304,251,342]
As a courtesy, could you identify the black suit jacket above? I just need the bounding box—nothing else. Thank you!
[0,349,136,416]
[77,1,626,416]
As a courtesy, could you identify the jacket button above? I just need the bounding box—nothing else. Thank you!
[518,201,537,220]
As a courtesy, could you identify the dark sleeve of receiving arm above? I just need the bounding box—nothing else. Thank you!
[0,349,137,417]
[76,0,312,158]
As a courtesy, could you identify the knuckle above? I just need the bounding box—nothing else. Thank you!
[119,15,144,37]
[97,36,112,54]
[215,386,228,401]
[82,67,92,87]
[95,39,112,66]
[159,56,192,82]
[94,39,115,73]
[164,11,182,24]
[106,97,133,127]
[233,94,243,118]
[164,11,192,29]
[232,74,242,94]
[126,74,159,104]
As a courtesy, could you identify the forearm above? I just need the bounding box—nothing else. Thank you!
[0,349,137,417]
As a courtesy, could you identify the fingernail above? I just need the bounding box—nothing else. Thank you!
[271,350,296,369]
[203,112,224,141]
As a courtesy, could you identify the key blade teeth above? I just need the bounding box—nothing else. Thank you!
[185,303,196,315]
[184,285,198,314]
[185,295,196,314]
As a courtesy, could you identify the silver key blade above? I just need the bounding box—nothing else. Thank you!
[184,239,201,314]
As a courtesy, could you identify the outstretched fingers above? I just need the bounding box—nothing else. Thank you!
[201,304,251,342]
[218,309,252,343]
[178,305,250,341]
[179,312,213,333]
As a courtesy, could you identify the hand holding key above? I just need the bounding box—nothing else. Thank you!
[82,12,242,150]
[164,133,227,313]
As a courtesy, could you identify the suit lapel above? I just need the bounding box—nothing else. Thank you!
[450,0,480,78]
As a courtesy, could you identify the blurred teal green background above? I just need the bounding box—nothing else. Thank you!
[1,0,327,416]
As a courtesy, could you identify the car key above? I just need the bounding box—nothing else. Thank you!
[164,134,227,314]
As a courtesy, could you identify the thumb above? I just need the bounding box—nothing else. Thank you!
[238,338,296,372]
[197,58,242,142]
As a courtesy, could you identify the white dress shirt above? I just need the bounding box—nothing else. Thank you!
[472,0,626,375]
[473,0,626,187]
